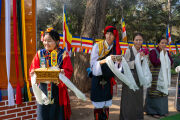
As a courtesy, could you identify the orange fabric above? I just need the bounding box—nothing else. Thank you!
[0,0,36,89]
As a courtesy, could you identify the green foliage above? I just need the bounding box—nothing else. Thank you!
[171,68,177,75]
[172,53,180,68]
[36,0,85,49]
[37,0,180,45]
[160,113,180,120]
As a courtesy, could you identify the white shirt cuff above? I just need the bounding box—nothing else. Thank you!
[92,61,102,76]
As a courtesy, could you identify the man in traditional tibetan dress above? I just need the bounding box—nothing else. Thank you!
[90,26,121,120]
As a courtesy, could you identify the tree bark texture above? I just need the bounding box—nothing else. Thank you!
[72,0,108,92]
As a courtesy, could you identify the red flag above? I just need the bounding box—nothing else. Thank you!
[13,0,22,104]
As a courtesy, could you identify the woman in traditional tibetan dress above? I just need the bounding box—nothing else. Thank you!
[145,37,173,118]
[120,33,147,120]
[29,28,73,120]
[90,26,121,120]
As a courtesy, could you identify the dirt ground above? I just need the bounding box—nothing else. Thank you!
[69,77,180,120]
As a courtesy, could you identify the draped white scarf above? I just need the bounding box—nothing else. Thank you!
[105,56,139,91]
[135,53,152,88]
[156,51,171,95]
[6,0,15,106]
[31,73,86,105]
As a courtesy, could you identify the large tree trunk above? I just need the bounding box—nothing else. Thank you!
[81,0,108,39]
[72,0,108,92]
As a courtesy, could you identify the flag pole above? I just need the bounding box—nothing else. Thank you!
[167,25,172,53]
[63,5,65,50]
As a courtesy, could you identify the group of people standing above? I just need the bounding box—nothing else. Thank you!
[90,26,173,120]
[29,26,175,120]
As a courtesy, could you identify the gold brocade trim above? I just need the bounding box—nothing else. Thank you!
[51,50,57,67]
[97,40,111,60]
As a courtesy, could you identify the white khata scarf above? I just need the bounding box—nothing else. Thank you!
[31,73,86,105]
[175,66,180,73]
[105,56,139,91]
[157,51,171,95]
[135,53,152,88]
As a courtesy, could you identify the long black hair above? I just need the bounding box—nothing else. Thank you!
[157,37,167,44]
[45,30,60,42]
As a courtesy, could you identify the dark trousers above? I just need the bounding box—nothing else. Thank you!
[37,104,65,120]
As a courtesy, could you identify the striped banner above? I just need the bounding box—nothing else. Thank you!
[71,36,82,52]
[167,44,177,54]
[81,37,93,54]
[120,42,129,55]
[142,43,147,49]
[5,0,15,106]
[167,44,176,51]
[57,34,180,54]
[128,42,134,47]
[177,44,180,52]
[148,43,155,50]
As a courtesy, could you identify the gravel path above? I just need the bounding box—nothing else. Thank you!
[70,77,179,120]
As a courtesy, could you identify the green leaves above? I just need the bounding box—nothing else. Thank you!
[36,0,180,46]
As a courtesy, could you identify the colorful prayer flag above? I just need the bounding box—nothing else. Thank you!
[166,25,172,52]
[63,5,72,55]
[166,25,171,44]
[121,17,127,42]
